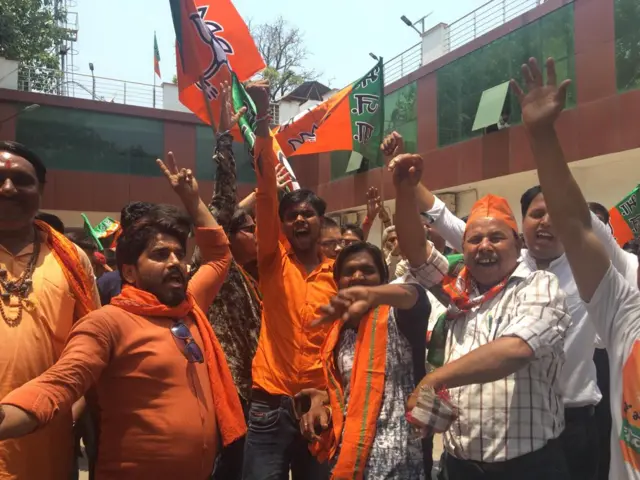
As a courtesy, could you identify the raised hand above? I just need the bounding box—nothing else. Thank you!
[510,57,571,133]
[380,131,405,158]
[156,152,199,211]
[366,186,382,219]
[275,163,291,191]
[218,80,247,133]
[388,153,423,188]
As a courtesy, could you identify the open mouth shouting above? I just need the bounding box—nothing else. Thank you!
[164,270,185,288]
[535,230,555,242]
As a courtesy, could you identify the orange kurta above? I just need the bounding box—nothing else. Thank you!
[2,227,231,480]
[0,231,99,480]
[252,135,337,397]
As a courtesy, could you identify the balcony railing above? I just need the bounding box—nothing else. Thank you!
[382,0,546,85]
[16,66,162,109]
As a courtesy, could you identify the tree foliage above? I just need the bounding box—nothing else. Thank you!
[248,16,319,101]
[0,0,66,69]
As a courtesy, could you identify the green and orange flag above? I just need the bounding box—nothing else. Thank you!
[274,58,385,171]
[610,185,640,246]
[82,215,121,251]
[154,31,161,78]
[169,0,264,127]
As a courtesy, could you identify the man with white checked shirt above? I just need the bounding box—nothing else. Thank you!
[388,150,572,479]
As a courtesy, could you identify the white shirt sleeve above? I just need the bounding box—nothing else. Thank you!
[501,271,572,358]
[426,196,466,253]
[585,263,640,359]
[590,211,638,286]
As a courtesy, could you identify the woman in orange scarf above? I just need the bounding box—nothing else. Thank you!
[304,242,432,479]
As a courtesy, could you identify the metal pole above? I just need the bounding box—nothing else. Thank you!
[124,82,127,104]
[153,75,156,108]
[91,72,96,100]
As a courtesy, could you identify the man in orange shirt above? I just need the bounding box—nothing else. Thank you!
[241,82,336,479]
[0,141,99,480]
[0,152,246,479]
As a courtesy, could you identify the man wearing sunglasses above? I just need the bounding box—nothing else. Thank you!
[0,151,246,480]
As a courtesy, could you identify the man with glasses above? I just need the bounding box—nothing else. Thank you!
[319,216,342,260]
[0,152,246,480]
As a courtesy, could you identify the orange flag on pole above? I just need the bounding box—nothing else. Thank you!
[275,59,384,166]
[169,0,265,127]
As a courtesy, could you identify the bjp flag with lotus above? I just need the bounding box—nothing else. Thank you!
[169,0,264,127]
[274,58,385,171]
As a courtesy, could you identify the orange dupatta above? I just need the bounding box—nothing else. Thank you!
[315,305,391,480]
[34,219,97,320]
[110,285,247,446]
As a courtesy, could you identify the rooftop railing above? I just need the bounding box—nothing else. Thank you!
[16,66,162,109]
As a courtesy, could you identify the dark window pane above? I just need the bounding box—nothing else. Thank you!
[615,0,640,92]
[437,3,575,147]
[16,105,164,176]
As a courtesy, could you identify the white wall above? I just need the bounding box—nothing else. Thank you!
[330,148,640,243]
[0,57,19,90]
[162,82,191,113]
[421,23,450,66]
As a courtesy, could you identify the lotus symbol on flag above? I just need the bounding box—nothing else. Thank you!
[189,6,233,99]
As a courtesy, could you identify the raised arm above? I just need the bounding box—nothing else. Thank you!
[512,57,609,302]
[156,151,231,310]
[247,80,281,265]
[389,153,433,267]
[0,311,115,440]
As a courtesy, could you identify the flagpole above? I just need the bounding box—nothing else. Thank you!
[153,73,156,108]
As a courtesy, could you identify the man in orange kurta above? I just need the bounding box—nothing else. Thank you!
[0,152,246,479]
[241,84,336,479]
[0,141,99,480]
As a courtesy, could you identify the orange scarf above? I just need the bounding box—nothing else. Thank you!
[314,305,390,480]
[442,266,510,313]
[110,284,246,447]
[34,220,97,320]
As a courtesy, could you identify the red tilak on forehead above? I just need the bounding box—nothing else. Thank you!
[0,159,11,168]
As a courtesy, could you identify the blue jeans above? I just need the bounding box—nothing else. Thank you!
[242,394,329,480]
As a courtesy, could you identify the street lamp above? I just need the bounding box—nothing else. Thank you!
[369,53,379,61]
[400,13,432,35]
[89,62,96,100]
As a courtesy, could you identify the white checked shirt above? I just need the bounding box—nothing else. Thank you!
[411,253,572,463]
[425,196,637,407]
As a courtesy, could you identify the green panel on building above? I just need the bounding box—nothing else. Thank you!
[16,105,165,176]
[194,126,256,184]
[330,80,418,181]
[614,0,640,92]
[437,3,576,147]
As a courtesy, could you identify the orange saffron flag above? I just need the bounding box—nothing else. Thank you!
[169,0,265,126]
[274,59,384,165]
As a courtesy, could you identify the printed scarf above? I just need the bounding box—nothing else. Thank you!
[34,220,97,320]
[111,284,247,446]
[313,305,391,480]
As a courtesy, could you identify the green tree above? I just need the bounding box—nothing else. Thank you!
[248,16,320,101]
[0,0,67,92]
[614,0,640,91]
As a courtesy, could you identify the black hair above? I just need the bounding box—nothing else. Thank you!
[334,242,389,285]
[104,248,117,269]
[228,208,253,235]
[278,189,326,221]
[460,215,469,223]
[420,212,434,225]
[520,185,543,218]
[116,204,192,279]
[321,216,339,230]
[120,201,154,230]
[65,231,98,252]
[0,141,46,184]
[341,223,365,241]
[588,202,610,224]
[35,211,65,233]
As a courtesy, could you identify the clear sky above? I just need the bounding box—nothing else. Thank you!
[71,0,487,90]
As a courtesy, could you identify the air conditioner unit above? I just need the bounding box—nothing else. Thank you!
[438,192,457,215]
